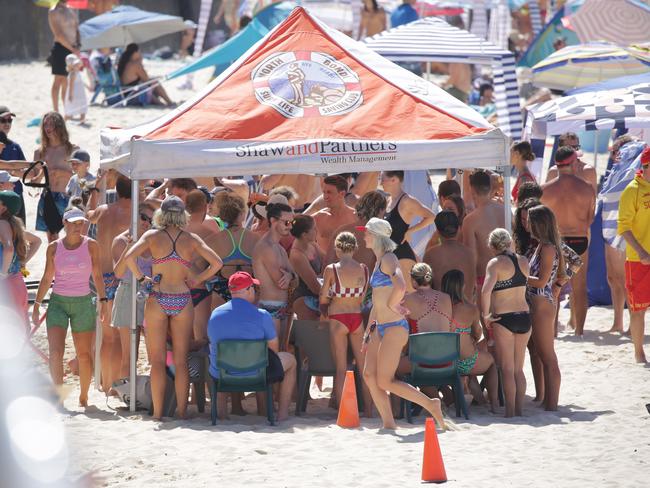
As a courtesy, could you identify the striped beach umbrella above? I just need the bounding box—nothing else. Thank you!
[570,0,650,46]
[531,42,650,91]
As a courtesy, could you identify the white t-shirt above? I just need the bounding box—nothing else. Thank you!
[66,172,97,197]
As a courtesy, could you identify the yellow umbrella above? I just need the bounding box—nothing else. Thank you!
[531,41,650,91]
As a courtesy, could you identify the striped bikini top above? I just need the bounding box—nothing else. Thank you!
[329,263,368,298]
[151,229,192,268]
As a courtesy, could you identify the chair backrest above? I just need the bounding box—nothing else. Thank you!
[408,332,461,381]
[216,340,268,389]
[292,320,336,376]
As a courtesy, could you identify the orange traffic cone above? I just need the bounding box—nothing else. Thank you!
[336,370,360,428]
[422,417,447,483]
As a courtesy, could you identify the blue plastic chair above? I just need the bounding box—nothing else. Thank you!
[209,340,274,425]
[403,332,469,421]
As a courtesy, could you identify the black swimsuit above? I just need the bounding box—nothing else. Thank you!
[384,193,416,261]
[492,253,531,334]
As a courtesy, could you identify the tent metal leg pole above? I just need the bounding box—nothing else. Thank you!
[426,61,431,80]
[593,130,599,172]
[503,164,512,234]
[130,178,139,412]
[94,175,107,391]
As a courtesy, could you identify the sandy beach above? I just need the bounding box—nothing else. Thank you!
[2,59,649,487]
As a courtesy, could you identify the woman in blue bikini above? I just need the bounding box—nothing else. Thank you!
[124,196,221,420]
[359,218,445,430]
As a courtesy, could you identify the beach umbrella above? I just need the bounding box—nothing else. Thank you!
[517,6,580,68]
[570,0,650,46]
[531,42,650,91]
[415,1,468,17]
[566,71,650,95]
[79,5,187,50]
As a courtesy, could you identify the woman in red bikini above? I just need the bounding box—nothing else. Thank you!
[124,196,221,420]
[319,231,373,416]
[403,263,453,335]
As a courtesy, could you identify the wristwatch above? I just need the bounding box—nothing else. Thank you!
[99,297,109,303]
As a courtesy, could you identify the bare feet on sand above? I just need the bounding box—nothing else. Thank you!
[635,352,647,364]
[425,398,446,431]
[608,324,624,333]
[79,395,89,407]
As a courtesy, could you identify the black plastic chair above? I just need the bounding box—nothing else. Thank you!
[403,332,469,421]
[209,340,274,426]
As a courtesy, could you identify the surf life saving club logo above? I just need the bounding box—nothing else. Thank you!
[251,51,363,118]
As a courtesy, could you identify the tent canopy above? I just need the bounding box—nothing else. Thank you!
[101,7,507,179]
[524,80,650,138]
[363,16,522,139]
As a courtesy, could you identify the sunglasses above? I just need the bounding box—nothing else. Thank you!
[0,118,12,124]
[139,213,152,223]
[273,218,293,226]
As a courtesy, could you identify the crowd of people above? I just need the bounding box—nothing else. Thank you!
[2,92,649,424]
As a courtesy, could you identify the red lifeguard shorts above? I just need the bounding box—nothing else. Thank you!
[625,261,650,312]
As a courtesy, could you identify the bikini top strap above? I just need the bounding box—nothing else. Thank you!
[237,228,246,249]
[332,263,342,293]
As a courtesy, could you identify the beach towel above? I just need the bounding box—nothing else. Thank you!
[598,141,644,250]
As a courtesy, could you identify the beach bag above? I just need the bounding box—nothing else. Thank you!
[112,376,152,411]
[22,161,63,234]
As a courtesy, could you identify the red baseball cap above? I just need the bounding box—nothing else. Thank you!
[228,271,260,292]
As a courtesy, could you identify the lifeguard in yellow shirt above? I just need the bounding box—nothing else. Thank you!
[618,146,650,363]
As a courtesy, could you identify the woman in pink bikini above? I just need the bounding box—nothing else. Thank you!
[32,207,106,408]
[123,196,221,419]
[319,231,372,416]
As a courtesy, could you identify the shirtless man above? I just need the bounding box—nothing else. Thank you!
[303,172,380,216]
[424,211,476,301]
[546,132,598,192]
[327,190,387,270]
[444,63,472,103]
[260,174,320,210]
[87,175,132,393]
[462,170,506,294]
[312,175,356,256]
[48,1,80,112]
[184,189,219,342]
[542,146,596,336]
[144,177,197,209]
[252,202,298,350]
[32,112,76,242]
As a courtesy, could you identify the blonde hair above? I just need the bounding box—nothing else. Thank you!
[371,233,397,254]
[335,231,357,254]
[411,262,433,286]
[488,228,512,253]
[153,207,188,229]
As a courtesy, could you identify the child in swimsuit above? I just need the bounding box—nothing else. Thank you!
[319,232,372,416]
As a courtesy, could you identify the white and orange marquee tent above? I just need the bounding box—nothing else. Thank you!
[100,7,509,178]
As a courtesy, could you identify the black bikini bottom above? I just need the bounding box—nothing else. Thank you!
[394,241,416,261]
[495,312,531,334]
[563,236,589,256]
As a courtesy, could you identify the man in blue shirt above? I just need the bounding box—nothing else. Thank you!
[0,106,27,224]
[208,271,296,421]
[390,0,418,28]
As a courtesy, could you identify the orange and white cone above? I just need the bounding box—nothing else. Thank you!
[422,417,447,483]
[336,370,360,428]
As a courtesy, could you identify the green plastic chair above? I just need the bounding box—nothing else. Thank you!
[209,339,274,426]
[291,320,337,415]
[403,332,469,421]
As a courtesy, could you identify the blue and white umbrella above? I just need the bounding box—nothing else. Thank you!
[80,5,188,50]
